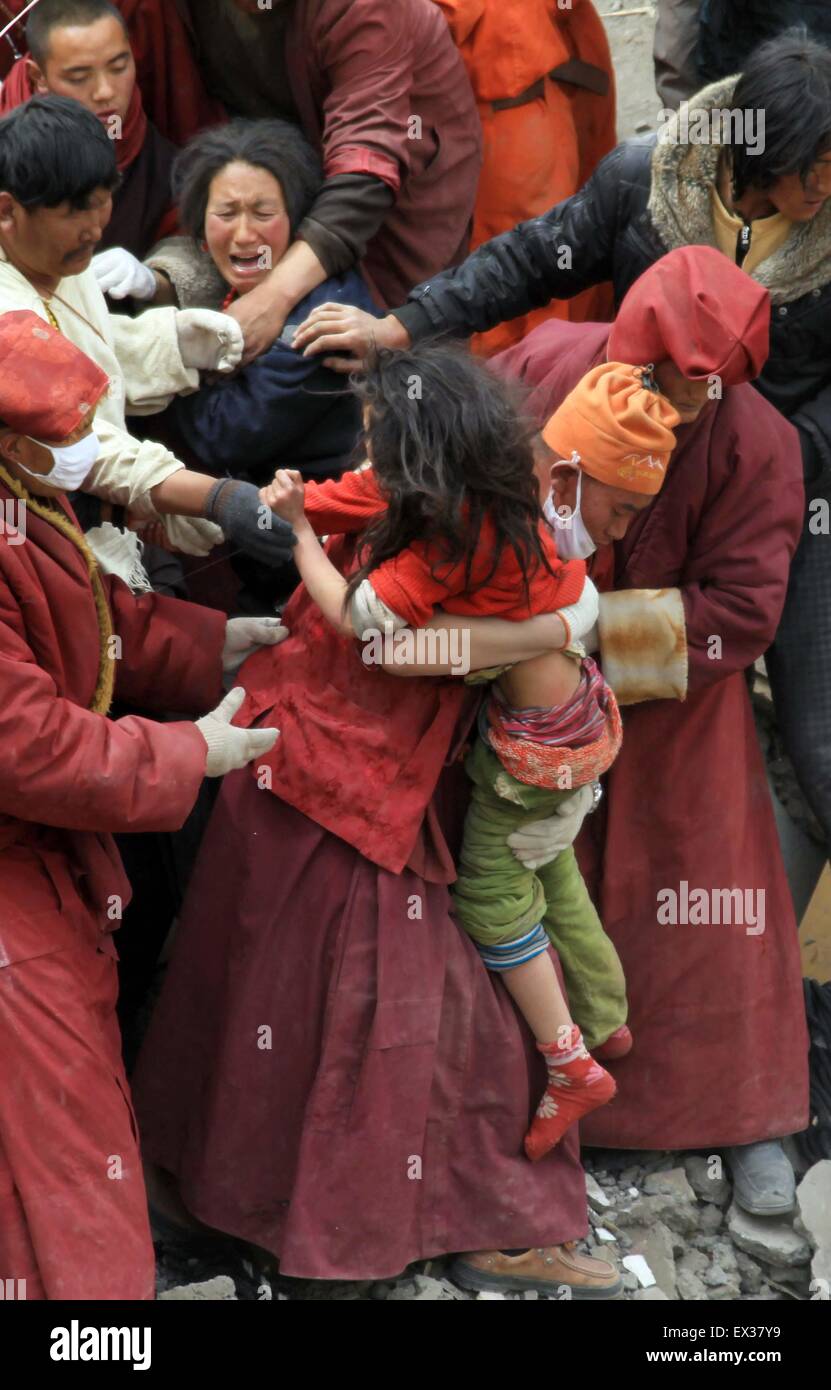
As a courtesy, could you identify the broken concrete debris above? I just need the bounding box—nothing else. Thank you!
[154,1154,829,1302]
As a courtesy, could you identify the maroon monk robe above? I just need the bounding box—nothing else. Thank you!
[132,538,590,1279]
[494,317,809,1150]
[0,478,225,1299]
[282,0,482,306]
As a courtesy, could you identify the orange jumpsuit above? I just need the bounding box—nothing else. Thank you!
[435,0,616,354]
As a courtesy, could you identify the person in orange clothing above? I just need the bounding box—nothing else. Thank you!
[434,0,616,354]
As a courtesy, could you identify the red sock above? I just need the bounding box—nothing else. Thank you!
[524,1025,616,1162]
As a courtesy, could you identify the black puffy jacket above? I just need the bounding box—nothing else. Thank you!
[397,79,831,494]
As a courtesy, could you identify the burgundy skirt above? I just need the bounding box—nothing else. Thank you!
[132,769,588,1280]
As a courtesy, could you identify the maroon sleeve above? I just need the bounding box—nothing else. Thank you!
[0,592,209,836]
[679,412,804,693]
[108,581,226,715]
[313,0,421,192]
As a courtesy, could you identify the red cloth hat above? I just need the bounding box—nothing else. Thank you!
[607,246,771,385]
[0,311,109,444]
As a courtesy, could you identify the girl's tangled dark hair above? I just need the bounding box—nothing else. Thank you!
[172,118,323,241]
[344,343,555,607]
[730,30,831,199]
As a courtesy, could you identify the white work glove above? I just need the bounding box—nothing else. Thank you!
[507,783,595,870]
[223,616,289,674]
[92,247,158,302]
[558,576,600,645]
[195,687,279,778]
[175,308,245,373]
[158,514,224,557]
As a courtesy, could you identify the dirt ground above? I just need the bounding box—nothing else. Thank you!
[600,0,659,140]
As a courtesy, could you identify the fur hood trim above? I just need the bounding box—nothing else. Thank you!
[648,76,831,305]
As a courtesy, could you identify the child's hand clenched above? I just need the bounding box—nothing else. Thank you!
[260,468,306,526]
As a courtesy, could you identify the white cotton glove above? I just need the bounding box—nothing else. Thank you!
[160,514,224,556]
[195,687,279,778]
[92,247,158,302]
[507,783,595,870]
[223,616,289,674]
[558,576,600,645]
[175,308,245,373]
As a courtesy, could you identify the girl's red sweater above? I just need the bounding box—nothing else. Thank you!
[303,467,586,625]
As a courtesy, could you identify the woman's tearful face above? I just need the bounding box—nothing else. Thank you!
[205,160,291,296]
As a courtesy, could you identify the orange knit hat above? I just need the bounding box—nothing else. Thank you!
[542,362,680,496]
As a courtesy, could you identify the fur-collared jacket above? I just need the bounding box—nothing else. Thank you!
[398,76,831,492]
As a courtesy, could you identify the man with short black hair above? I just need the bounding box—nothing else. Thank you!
[1,0,177,264]
[0,95,296,578]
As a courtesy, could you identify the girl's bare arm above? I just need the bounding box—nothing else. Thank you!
[379,610,568,678]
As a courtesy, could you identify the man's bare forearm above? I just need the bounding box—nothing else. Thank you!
[149,470,216,517]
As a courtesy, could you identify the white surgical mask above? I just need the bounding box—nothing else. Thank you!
[16,430,101,492]
[543,462,596,560]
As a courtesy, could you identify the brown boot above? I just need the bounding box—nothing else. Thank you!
[450,1243,623,1299]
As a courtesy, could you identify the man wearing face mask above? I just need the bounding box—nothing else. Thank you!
[0,310,286,1300]
[493,247,809,1218]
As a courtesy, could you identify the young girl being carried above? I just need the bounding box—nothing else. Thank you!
[261,345,678,1160]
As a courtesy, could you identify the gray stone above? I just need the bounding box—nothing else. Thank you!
[795,1161,831,1255]
[586,1173,612,1211]
[679,1249,709,1277]
[690,1234,719,1253]
[159,1276,237,1301]
[622,1271,640,1292]
[676,1268,708,1301]
[625,1222,676,1298]
[734,1251,763,1295]
[683,1154,732,1207]
[712,1241,738,1271]
[633,1287,671,1300]
[385,1279,418,1300]
[617,1191,699,1237]
[709,1280,743,1301]
[699,1203,724,1234]
[393,1274,463,1301]
[809,1245,831,1297]
[643,1167,697,1202]
[703,1264,734,1289]
[620,1166,642,1187]
[727,1201,811,1268]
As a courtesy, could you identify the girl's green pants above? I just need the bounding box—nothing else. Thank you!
[453,736,627,1051]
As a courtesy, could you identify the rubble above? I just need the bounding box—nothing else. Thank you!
[727,1202,812,1268]
[152,1147,824,1303]
[795,1160,831,1289]
[622,1254,656,1288]
[159,1276,237,1301]
[586,1173,612,1210]
[625,1222,676,1297]
[683,1154,732,1206]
